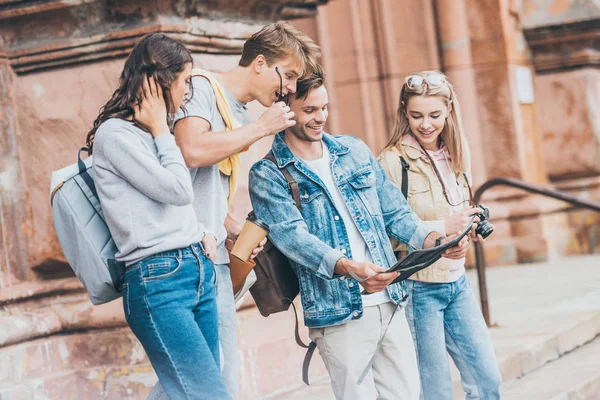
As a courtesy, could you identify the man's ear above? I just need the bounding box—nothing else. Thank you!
[253,55,267,73]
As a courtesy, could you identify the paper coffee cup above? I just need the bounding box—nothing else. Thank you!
[230,212,269,262]
[228,254,256,295]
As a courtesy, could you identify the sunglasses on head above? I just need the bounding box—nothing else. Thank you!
[405,73,446,90]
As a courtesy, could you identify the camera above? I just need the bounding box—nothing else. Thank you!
[474,204,494,239]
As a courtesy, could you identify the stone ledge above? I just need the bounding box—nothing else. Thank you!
[0,278,85,305]
[0,0,325,21]
[0,0,96,19]
[9,24,248,74]
[0,297,125,348]
[2,0,327,74]
[524,19,600,73]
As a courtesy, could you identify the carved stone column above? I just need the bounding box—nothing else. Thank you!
[457,0,575,265]
[291,0,442,152]
[0,50,30,285]
[524,1,600,255]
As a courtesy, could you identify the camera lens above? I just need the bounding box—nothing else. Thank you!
[476,220,494,239]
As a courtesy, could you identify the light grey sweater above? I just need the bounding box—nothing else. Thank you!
[93,118,205,265]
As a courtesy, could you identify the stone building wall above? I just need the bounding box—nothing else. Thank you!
[0,0,599,398]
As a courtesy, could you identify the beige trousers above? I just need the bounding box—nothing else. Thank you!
[309,302,420,400]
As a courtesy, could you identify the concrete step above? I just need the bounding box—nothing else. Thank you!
[470,255,600,383]
[502,335,600,400]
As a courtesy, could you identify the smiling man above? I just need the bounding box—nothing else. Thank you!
[249,67,468,399]
[156,22,321,400]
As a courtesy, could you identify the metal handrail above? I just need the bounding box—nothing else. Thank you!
[473,177,600,327]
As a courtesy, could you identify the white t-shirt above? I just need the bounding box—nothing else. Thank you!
[303,143,391,307]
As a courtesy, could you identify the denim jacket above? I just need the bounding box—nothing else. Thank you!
[249,133,432,328]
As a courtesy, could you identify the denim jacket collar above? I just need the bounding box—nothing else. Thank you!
[271,131,350,168]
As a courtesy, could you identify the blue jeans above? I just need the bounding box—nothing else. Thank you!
[123,243,230,400]
[215,263,239,399]
[148,263,239,400]
[405,275,502,400]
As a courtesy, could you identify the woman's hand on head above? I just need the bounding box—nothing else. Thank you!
[444,207,482,236]
[134,75,170,138]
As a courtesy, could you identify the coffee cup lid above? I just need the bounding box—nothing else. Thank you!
[247,211,269,231]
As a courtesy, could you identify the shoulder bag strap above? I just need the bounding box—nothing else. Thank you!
[264,153,301,211]
[263,153,316,384]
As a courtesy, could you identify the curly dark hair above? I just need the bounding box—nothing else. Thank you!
[86,33,193,153]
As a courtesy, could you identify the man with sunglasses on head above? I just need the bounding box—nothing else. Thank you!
[143,22,321,400]
[248,66,470,400]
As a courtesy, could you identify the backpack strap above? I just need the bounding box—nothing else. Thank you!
[77,147,97,199]
[263,153,317,384]
[191,69,245,204]
[399,156,409,199]
[264,153,302,211]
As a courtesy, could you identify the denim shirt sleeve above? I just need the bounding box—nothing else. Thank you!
[249,161,344,280]
[372,153,435,250]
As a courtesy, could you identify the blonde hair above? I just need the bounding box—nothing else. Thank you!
[384,70,468,174]
[239,21,321,77]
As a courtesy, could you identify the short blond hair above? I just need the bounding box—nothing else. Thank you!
[239,21,321,77]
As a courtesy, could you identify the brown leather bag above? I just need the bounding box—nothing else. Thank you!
[248,154,321,386]
[249,154,302,318]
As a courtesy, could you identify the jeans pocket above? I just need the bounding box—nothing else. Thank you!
[143,256,181,282]
[213,263,219,296]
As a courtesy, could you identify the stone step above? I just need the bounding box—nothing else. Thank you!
[0,328,147,384]
[3,255,600,399]
[275,312,600,400]
[501,335,600,399]
[0,365,156,400]
[280,255,600,400]
[471,256,600,384]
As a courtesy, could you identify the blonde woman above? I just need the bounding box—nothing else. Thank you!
[378,71,502,399]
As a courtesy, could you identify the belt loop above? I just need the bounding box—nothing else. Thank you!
[177,248,183,260]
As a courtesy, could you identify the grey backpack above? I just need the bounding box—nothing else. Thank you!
[50,147,125,305]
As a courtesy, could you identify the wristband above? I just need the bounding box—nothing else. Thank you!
[435,235,445,247]
[349,271,368,283]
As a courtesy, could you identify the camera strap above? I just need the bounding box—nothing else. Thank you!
[417,141,472,207]
[399,156,409,199]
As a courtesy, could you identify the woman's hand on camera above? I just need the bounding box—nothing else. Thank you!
[202,232,217,262]
[444,207,482,235]
[469,224,486,243]
[134,75,169,138]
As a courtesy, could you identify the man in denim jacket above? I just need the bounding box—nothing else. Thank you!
[249,67,467,399]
